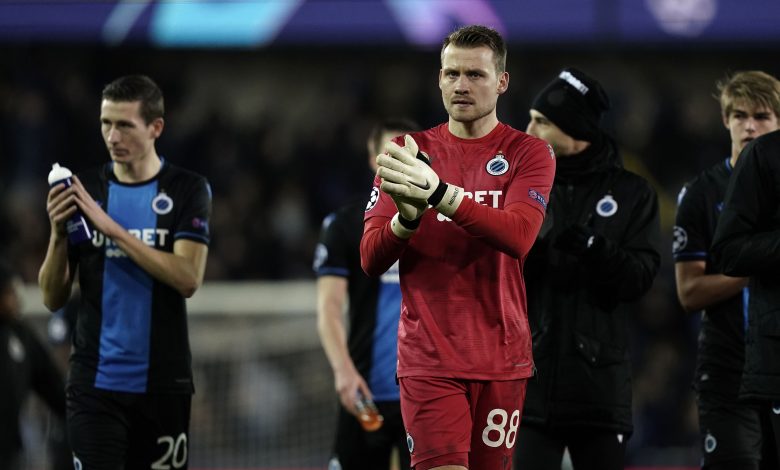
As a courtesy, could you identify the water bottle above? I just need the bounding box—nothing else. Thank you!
[355,395,384,432]
[48,163,92,244]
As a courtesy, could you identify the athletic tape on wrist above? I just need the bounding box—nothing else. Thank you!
[427,181,448,207]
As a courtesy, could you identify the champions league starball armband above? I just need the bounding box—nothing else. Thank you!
[48,163,92,244]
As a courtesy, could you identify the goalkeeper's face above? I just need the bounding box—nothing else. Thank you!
[439,44,508,125]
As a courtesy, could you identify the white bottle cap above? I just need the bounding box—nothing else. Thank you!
[48,163,72,185]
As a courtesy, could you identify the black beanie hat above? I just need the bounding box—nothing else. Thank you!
[531,67,611,142]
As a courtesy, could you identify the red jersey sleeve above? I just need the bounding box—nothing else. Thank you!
[360,173,410,276]
[450,138,555,258]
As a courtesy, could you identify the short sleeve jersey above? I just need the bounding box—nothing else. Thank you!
[674,158,745,395]
[313,200,401,401]
[68,160,211,394]
[364,122,555,380]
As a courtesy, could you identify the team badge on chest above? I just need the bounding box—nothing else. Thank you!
[486,152,509,176]
[595,194,618,217]
[152,191,174,215]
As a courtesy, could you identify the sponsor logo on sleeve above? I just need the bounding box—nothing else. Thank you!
[192,217,209,232]
[528,189,547,209]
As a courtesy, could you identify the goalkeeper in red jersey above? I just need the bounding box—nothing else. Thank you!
[361,25,555,470]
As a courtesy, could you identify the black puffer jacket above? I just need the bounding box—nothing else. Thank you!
[523,135,661,433]
[712,130,780,402]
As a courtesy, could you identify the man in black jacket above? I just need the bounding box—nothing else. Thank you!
[513,68,661,469]
[712,128,780,463]
[0,261,69,470]
[676,71,780,470]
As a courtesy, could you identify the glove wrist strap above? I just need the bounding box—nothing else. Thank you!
[427,181,448,207]
[390,213,417,239]
[398,214,422,230]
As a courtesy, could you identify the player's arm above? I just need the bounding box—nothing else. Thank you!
[360,216,410,276]
[39,183,77,311]
[449,199,545,259]
[361,170,414,277]
[70,175,208,298]
[713,141,780,276]
[675,260,748,312]
[316,276,370,416]
[377,135,554,259]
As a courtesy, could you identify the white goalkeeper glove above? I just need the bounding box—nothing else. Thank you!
[377,135,463,217]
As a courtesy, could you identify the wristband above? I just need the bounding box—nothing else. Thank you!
[398,214,422,230]
[390,213,417,239]
[427,181,448,207]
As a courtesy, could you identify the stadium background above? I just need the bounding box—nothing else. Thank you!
[1,1,779,468]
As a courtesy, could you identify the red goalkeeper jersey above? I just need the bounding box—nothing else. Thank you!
[361,122,555,380]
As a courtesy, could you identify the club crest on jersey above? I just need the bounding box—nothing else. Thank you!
[366,187,380,211]
[486,153,509,176]
[704,433,717,453]
[595,195,618,217]
[152,191,174,215]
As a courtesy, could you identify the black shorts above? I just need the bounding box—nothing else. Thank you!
[330,400,410,470]
[697,391,770,467]
[67,384,191,470]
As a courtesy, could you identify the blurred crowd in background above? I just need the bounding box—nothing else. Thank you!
[1,44,778,464]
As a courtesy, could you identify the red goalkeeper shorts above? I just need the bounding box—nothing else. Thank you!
[399,376,527,470]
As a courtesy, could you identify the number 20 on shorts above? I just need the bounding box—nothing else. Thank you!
[481,408,520,448]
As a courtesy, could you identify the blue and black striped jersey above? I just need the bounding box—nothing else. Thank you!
[67,159,211,394]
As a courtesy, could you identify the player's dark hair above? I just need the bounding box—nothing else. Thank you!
[441,25,507,74]
[367,118,420,156]
[102,75,164,125]
[716,71,780,119]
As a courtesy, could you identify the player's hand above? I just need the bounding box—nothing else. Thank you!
[554,224,606,258]
[70,175,120,237]
[391,195,427,222]
[377,134,441,205]
[334,365,372,417]
[45,183,78,238]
